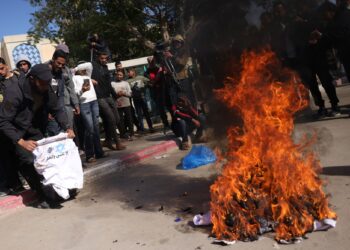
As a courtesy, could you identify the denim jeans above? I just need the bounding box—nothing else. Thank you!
[98,97,121,145]
[172,113,206,142]
[134,98,153,131]
[80,100,104,159]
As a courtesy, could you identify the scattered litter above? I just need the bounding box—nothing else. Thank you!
[213,239,236,246]
[193,211,212,226]
[113,240,118,243]
[135,205,143,209]
[180,145,217,170]
[158,206,164,212]
[136,189,140,192]
[154,154,169,160]
[136,242,140,245]
[278,237,303,244]
[175,217,182,222]
[313,219,336,231]
[195,246,202,250]
[91,198,98,203]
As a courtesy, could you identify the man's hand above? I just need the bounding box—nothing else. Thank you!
[310,30,322,41]
[66,129,75,139]
[18,139,38,152]
[163,51,173,58]
[91,79,98,85]
[74,106,80,115]
[192,119,201,128]
[48,113,54,121]
[82,84,90,92]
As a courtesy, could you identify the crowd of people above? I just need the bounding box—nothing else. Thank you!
[1,0,349,208]
[0,32,207,208]
[256,0,350,116]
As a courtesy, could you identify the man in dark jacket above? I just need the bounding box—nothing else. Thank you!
[0,58,23,196]
[0,64,74,208]
[91,51,125,150]
[311,0,350,80]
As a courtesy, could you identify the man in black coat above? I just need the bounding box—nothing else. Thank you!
[0,64,75,208]
[311,0,350,81]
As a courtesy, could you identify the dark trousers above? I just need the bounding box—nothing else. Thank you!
[118,106,134,136]
[134,99,153,131]
[154,93,170,128]
[340,53,350,82]
[309,65,339,107]
[172,114,206,142]
[80,100,104,159]
[0,136,22,189]
[98,97,121,145]
[178,78,197,107]
[14,129,59,202]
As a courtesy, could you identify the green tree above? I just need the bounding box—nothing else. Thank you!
[27,0,187,63]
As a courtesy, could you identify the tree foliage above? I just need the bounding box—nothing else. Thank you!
[28,0,185,63]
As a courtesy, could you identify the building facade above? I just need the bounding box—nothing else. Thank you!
[0,34,57,69]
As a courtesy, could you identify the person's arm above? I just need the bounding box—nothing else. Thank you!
[74,62,93,78]
[65,74,80,112]
[47,85,73,138]
[124,81,132,97]
[0,81,24,144]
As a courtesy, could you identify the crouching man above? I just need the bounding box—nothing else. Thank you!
[171,94,207,150]
[0,64,75,208]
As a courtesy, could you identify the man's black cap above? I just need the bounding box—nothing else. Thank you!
[29,64,52,82]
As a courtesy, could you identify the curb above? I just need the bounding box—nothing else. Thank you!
[0,140,178,213]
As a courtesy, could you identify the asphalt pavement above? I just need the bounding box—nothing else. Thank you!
[0,85,349,250]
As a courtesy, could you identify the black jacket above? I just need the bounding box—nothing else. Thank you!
[324,6,350,55]
[91,61,118,99]
[0,76,69,144]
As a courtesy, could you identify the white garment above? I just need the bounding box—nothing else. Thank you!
[73,75,97,104]
[33,133,84,199]
[111,80,132,107]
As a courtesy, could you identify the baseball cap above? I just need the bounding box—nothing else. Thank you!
[55,44,70,54]
[29,64,52,82]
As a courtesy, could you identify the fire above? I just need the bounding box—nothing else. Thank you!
[210,50,337,242]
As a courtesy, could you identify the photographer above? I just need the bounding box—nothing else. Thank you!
[87,33,111,61]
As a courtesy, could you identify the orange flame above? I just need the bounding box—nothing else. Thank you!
[210,50,336,242]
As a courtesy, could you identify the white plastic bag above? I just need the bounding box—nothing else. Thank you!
[33,133,83,199]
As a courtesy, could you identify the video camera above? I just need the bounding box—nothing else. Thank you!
[153,41,179,85]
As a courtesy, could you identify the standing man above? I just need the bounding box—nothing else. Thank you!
[0,58,23,196]
[311,0,350,81]
[112,70,133,140]
[15,54,32,74]
[0,64,74,208]
[55,44,80,131]
[163,35,197,107]
[91,51,126,150]
[127,68,155,133]
[46,49,80,136]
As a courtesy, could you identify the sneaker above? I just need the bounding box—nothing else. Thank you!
[96,152,109,159]
[101,141,116,150]
[0,187,10,197]
[115,143,126,151]
[331,106,341,117]
[181,141,190,150]
[86,157,97,163]
[317,107,328,117]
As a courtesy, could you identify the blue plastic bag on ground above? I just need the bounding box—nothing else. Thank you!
[180,145,217,170]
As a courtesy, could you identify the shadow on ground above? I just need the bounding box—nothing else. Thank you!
[78,161,216,234]
[322,166,350,176]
